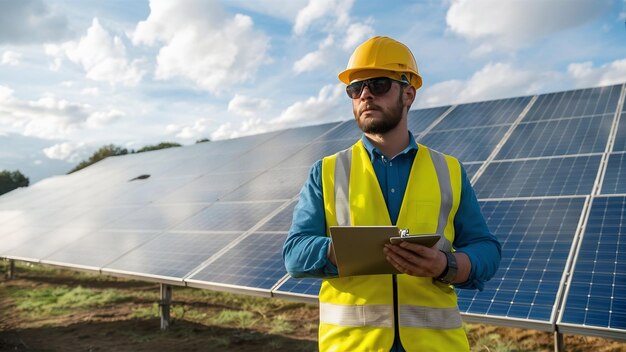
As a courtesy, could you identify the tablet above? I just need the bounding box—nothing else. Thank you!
[389,234,441,247]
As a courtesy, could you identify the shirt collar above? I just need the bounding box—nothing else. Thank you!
[360,131,419,162]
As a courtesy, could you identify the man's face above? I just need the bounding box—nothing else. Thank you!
[351,79,406,135]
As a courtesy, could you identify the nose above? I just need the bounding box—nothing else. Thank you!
[358,84,374,100]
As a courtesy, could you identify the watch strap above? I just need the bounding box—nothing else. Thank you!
[435,251,457,284]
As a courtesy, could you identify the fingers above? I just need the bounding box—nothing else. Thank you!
[384,243,446,278]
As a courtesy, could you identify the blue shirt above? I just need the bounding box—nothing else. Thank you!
[282,132,501,350]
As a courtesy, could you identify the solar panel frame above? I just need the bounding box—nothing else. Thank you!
[272,276,321,304]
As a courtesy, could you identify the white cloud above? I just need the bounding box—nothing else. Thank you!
[342,22,374,50]
[0,0,70,44]
[271,83,346,126]
[293,0,353,35]
[568,58,626,88]
[1,51,21,65]
[290,0,372,79]
[80,87,100,96]
[132,0,270,94]
[45,18,145,86]
[293,35,335,74]
[228,94,272,117]
[87,109,125,127]
[416,62,544,107]
[0,85,125,139]
[210,83,347,140]
[446,0,611,50]
[167,118,213,140]
[43,142,86,163]
[210,118,268,141]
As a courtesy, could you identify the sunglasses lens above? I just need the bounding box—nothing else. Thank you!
[369,78,392,95]
[345,78,393,99]
[346,81,365,98]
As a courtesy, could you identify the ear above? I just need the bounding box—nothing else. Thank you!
[403,85,416,107]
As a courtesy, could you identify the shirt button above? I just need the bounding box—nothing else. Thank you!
[391,188,395,193]
[389,162,393,166]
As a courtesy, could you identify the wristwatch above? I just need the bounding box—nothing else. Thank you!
[435,251,457,284]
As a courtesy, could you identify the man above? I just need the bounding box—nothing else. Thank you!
[282,36,501,352]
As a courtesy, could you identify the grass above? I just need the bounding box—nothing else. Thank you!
[8,285,131,317]
[3,260,623,352]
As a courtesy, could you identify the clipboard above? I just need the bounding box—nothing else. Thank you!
[329,226,442,277]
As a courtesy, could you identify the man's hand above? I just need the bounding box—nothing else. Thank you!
[383,242,447,278]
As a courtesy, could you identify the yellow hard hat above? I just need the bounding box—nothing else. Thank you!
[338,36,422,89]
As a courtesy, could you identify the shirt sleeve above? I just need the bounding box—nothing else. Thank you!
[453,164,502,291]
[282,160,339,278]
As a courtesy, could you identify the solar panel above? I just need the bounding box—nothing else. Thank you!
[522,84,622,122]
[2,228,94,262]
[0,83,624,342]
[173,201,283,232]
[407,106,450,133]
[601,152,626,195]
[258,201,296,232]
[273,277,321,302]
[418,125,510,162]
[220,167,310,202]
[317,120,363,141]
[103,231,238,281]
[260,122,341,148]
[463,163,483,180]
[104,203,207,231]
[154,171,261,204]
[474,156,601,199]
[0,227,52,256]
[273,139,355,169]
[186,232,288,293]
[559,196,626,339]
[613,113,626,152]
[457,197,586,328]
[496,115,613,159]
[432,97,530,131]
[42,230,161,271]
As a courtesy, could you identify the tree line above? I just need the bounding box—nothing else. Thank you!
[0,139,210,196]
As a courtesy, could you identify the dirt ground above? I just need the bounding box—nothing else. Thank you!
[1,265,625,352]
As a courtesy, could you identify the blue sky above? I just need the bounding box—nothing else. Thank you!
[0,0,625,182]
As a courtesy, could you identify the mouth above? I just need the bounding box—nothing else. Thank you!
[360,104,380,115]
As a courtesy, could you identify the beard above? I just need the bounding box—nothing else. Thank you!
[354,91,404,134]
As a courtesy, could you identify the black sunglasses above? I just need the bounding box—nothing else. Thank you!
[346,77,409,99]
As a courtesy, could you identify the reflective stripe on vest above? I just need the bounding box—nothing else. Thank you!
[333,145,453,250]
[334,147,352,227]
[320,302,393,327]
[320,302,462,329]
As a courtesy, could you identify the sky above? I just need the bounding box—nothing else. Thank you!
[0,0,625,183]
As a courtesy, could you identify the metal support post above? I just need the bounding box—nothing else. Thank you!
[554,331,564,352]
[160,284,172,330]
[6,259,15,280]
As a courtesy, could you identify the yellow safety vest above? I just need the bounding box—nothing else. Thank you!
[319,140,469,352]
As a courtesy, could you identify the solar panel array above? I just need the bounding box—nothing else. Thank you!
[1,83,625,340]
